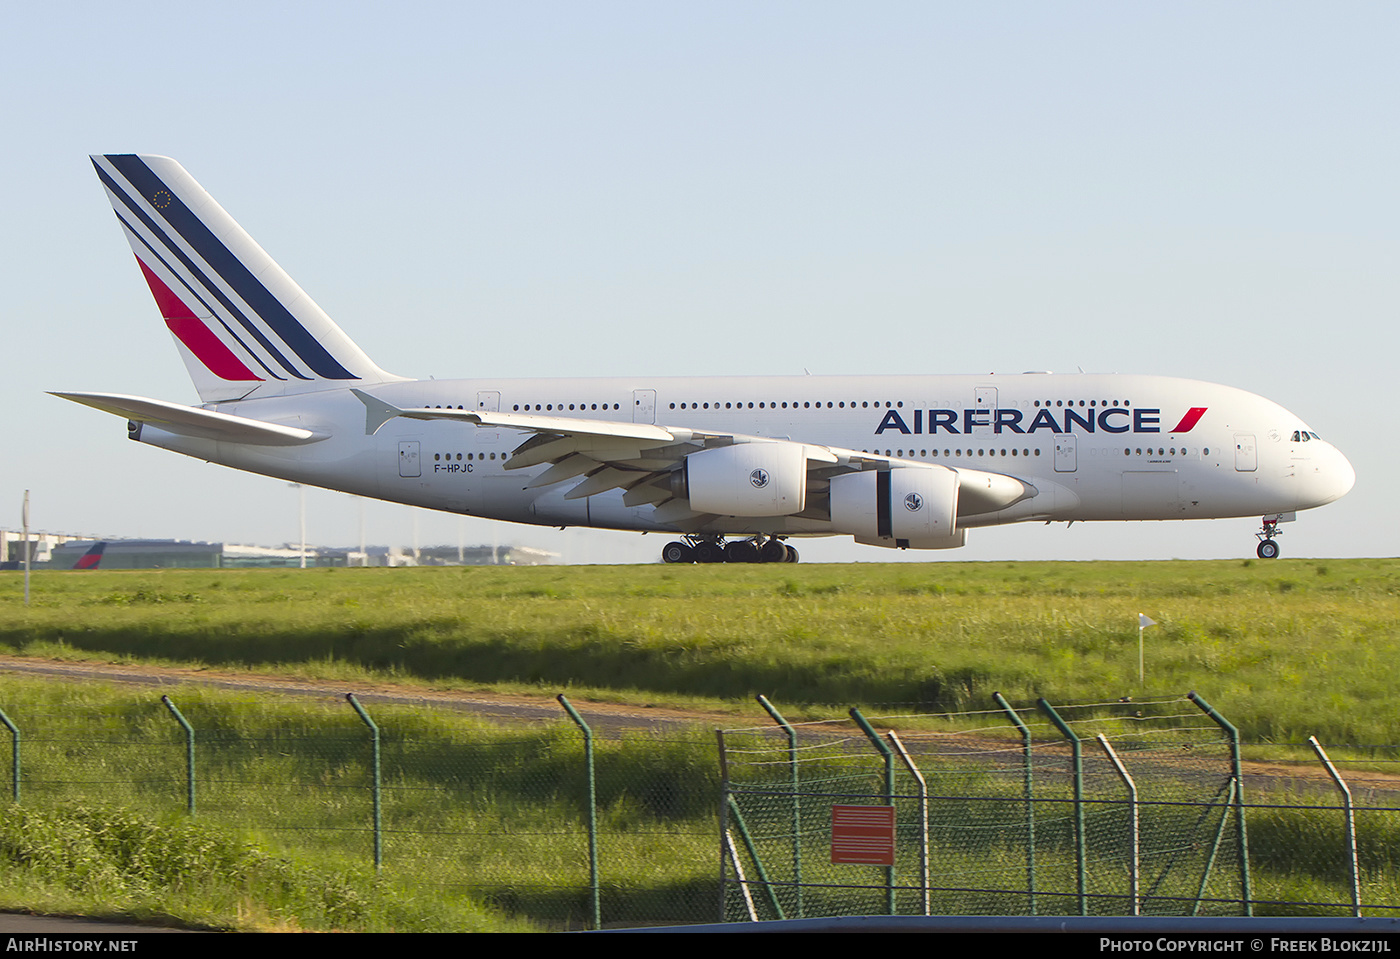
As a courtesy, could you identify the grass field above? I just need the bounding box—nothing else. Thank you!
[0,674,718,931]
[0,669,1392,930]
[1,558,1396,744]
[0,559,1396,930]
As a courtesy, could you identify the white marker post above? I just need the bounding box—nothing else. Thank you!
[1137,613,1157,684]
[21,491,30,607]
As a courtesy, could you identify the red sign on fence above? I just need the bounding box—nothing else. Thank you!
[830,804,896,865]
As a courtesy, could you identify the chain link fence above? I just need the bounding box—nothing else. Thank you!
[0,693,718,929]
[0,692,1395,928]
[719,695,1400,922]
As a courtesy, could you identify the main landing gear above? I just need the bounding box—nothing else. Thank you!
[1255,516,1282,559]
[661,535,800,564]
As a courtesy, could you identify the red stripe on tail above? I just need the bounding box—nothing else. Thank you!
[73,543,105,570]
[136,257,263,381]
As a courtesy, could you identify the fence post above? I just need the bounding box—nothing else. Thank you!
[756,694,803,917]
[1189,691,1252,915]
[558,695,600,931]
[0,706,19,804]
[993,691,1035,915]
[849,707,896,916]
[727,794,785,921]
[717,729,734,922]
[1308,736,1361,918]
[160,696,195,816]
[1037,698,1087,916]
[1190,777,1240,917]
[886,731,928,915]
[1096,734,1139,915]
[345,694,381,870]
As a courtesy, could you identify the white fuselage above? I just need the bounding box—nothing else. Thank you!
[79,154,1355,557]
[132,371,1355,543]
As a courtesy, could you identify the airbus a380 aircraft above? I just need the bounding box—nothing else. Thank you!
[59,155,1355,563]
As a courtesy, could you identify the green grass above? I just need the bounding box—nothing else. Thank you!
[0,802,539,932]
[0,559,1397,925]
[0,667,1393,927]
[2,559,1398,743]
[0,674,719,931]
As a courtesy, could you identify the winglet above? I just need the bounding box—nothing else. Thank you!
[352,389,402,436]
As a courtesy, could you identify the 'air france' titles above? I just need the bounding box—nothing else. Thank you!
[873,406,1200,436]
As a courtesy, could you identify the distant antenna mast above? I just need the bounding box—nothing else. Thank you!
[289,484,307,569]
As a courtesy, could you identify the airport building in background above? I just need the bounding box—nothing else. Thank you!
[1,531,553,570]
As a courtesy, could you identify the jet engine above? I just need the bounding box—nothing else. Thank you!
[829,466,964,549]
[676,443,807,516]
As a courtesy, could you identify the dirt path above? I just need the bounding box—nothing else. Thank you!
[0,654,737,733]
[1,653,1395,796]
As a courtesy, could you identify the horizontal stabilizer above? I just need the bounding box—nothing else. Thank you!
[52,392,321,446]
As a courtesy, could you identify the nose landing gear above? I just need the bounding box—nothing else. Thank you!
[660,535,799,564]
[1255,517,1281,559]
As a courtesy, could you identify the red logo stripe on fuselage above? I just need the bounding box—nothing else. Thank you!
[1170,407,1208,433]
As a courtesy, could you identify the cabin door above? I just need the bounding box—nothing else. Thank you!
[1234,433,1257,472]
[1055,436,1077,472]
[398,441,421,478]
[973,388,997,438]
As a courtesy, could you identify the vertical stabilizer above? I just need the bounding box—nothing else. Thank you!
[72,542,106,570]
[91,154,405,403]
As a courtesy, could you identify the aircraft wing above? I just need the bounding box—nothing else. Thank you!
[352,390,1032,526]
[52,392,323,446]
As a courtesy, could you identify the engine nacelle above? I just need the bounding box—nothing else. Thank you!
[829,466,962,549]
[681,443,807,516]
[854,531,966,550]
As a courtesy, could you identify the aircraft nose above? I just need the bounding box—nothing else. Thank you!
[1331,446,1357,499]
[1305,444,1356,507]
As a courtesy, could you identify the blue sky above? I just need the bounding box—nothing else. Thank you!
[4,3,1394,562]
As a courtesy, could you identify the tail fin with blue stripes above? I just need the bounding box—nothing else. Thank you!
[91,154,404,403]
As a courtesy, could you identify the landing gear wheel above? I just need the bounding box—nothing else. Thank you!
[759,540,788,563]
[784,545,800,563]
[1254,516,1284,559]
[692,541,724,564]
[661,541,693,564]
[725,541,760,564]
